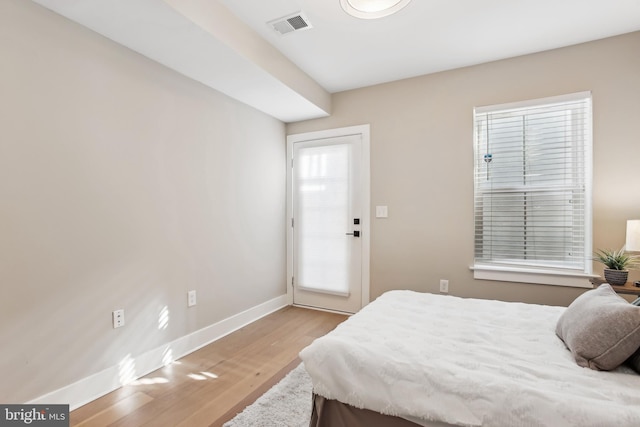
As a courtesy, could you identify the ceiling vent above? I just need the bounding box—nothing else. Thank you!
[268,12,312,36]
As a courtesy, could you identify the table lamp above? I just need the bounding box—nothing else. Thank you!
[627,219,640,286]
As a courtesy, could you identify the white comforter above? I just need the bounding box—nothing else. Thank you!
[299,290,640,427]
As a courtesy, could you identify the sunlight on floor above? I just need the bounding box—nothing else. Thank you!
[187,371,218,381]
[113,303,220,388]
[200,371,218,379]
[131,377,169,386]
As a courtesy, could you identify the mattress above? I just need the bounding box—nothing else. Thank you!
[299,290,640,427]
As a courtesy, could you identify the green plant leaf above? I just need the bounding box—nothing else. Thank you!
[593,248,640,270]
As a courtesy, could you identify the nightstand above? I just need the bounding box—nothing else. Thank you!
[608,283,640,296]
[590,278,640,305]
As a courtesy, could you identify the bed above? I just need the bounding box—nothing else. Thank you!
[299,287,640,427]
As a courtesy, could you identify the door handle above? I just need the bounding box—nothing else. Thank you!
[345,231,360,237]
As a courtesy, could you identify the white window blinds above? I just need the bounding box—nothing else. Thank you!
[473,92,592,273]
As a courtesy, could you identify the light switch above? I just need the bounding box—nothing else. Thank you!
[376,206,388,218]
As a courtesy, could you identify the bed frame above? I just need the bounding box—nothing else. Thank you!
[310,394,453,427]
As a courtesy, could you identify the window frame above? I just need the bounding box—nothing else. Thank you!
[471,92,594,288]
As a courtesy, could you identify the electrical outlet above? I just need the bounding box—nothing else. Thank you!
[188,290,197,307]
[112,309,125,328]
[439,279,449,293]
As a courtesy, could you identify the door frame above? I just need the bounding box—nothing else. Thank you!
[286,124,371,313]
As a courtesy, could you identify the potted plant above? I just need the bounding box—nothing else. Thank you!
[593,248,640,285]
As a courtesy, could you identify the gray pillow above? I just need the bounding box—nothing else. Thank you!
[556,283,640,370]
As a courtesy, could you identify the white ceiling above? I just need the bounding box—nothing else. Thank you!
[223,0,640,93]
[31,0,640,122]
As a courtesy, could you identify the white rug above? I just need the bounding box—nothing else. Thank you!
[223,364,312,427]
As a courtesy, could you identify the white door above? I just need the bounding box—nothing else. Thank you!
[288,127,369,313]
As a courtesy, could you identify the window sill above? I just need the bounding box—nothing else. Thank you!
[470,264,597,289]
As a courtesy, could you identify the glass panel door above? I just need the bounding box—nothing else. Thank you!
[292,135,362,313]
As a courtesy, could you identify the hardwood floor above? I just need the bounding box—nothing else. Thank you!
[69,306,347,427]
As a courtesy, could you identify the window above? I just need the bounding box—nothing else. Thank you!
[472,92,592,287]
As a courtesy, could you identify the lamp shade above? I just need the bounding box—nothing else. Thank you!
[626,220,640,252]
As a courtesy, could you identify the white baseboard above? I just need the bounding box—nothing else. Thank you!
[28,294,288,410]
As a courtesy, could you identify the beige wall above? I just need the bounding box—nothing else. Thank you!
[288,32,640,307]
[4,0,639,405]
[0,1,285,403]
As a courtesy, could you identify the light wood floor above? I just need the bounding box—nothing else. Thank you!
[70,306,347,427]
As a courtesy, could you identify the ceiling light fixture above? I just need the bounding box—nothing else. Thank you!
[340,0,412,19]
